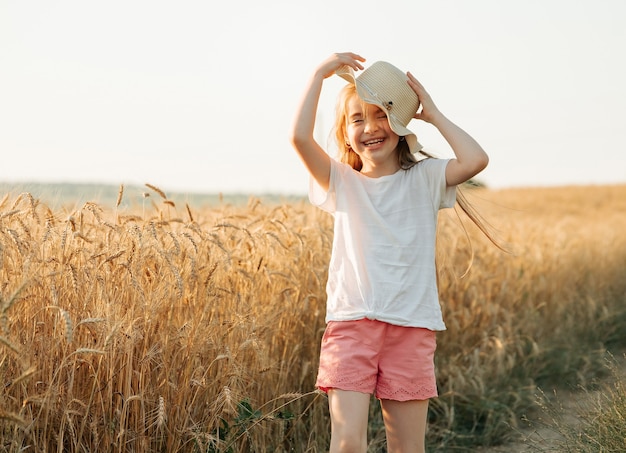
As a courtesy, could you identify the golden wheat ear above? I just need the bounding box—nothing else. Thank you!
[145,183,167,199]
[116,183,124,208]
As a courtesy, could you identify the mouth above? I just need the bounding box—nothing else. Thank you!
[363,138,385,147]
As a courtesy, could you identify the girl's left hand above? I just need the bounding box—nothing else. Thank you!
[407,72,442,124]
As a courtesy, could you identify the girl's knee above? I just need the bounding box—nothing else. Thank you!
[330,435,367,453]
[328,389,370,452]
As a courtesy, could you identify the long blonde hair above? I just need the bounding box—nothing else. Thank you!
[333,83,506,252]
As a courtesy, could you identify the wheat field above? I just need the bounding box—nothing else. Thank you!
[0,184,625,452]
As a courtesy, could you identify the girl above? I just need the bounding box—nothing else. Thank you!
[290,52,489,453]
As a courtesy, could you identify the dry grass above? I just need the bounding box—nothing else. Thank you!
[0,184,625,452]
[428,185,626,448]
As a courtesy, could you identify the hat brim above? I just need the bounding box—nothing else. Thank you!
[336,65,423,154]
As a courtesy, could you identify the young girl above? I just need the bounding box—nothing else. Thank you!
[290,52,489,453]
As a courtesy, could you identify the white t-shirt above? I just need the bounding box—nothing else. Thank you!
[309,158,456,331]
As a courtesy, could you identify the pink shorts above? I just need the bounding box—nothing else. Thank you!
[316,319,437,401]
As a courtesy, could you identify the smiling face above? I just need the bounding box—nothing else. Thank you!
[344,95,401,176]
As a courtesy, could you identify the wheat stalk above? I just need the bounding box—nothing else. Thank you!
[7,365,37,390]
[0,193,9,210]
[145,183,167,199]
[0,335,21,356]
[116,184,124,208]
[185,203,194,223]
[157,396,166,431]
[45,306,74,343]
[0,409,27,426]
[61,308,73,343]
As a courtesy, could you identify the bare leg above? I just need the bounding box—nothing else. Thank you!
[380,398,429,453]
[327,389,371,453]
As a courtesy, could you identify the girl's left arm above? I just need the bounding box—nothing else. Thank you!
[407,72,489,187]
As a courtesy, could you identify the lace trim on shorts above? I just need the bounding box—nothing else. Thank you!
[376,380,438,401]
[316,370,378,394]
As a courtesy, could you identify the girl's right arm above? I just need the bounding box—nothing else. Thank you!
[290,52,365,192]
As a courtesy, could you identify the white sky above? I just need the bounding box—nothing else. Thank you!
[1,0,625,195]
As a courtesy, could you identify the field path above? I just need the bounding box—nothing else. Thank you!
[475,351,626,452]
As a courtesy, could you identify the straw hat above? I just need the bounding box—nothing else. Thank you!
[336,61,423,154]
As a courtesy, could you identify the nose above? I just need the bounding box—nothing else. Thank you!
[363,117,379,133]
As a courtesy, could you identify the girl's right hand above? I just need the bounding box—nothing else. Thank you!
[315,52,366,79]
[291,53,364,192]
